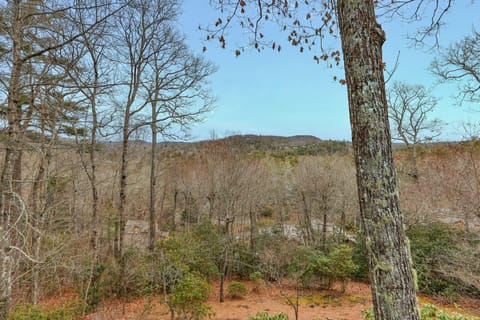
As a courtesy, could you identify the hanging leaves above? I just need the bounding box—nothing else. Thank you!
[206,0,341,66]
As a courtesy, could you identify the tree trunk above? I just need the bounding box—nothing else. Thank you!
[89,91,99,251]
[411,144,419,180]
[158,183,167,230]
[339,208,346,237]
[249,206,258,255]
[172,190,178,232]
[300,192,315,245]
[219,246,228,303]
[322,209,327,250]
[0,226,12,320]
[115,126,129,303]
[337,1,420,319]
[149,119,157,252]
[0,2,24,316]
[30,154,45,305]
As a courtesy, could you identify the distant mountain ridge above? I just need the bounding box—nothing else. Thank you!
[97,134,351,156]
[209,134,351,156]
[224,134,323,147]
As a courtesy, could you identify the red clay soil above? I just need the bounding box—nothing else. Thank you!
[83,280,480,320]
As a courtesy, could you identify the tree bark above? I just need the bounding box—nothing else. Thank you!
[0,2,23,316]
[337,0,420,319]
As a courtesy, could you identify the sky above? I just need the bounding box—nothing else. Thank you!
[177,1,479,142]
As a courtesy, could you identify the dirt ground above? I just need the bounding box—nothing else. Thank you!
[84,280,480,320]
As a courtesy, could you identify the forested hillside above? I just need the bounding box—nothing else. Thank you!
[1,134,479,318]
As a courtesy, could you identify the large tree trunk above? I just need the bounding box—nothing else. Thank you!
[337,1,420,319]
[0,2,23,316]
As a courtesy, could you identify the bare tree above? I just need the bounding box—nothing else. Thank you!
[143,28,215,251]
[440,124,480,233]
[67,0,116,252]
[0,1,124,315]
[292,157,336,248]
[106,0,215,302]
[388,82,443,179]
[431,30,480,106]
[197,140,254,302]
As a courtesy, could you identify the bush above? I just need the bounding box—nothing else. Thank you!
[9,300,83,320]
[249,272,265,292]
[288,245,319,288]
[326,245,357,291]
[362,304,479,320]
[351,233,369,281]
[168,272,213,320]
[81,262,105,312]
[260,206,274,217]
[162,221,222,279]
[248,311,289,320]
[231,241,259,278]
[227,281,248,299]
[312,245,356,291]
[407,223,465,297]
[420,304,477,320]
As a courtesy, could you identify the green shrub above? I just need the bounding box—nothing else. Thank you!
[249,272,265,292]
[407,223,464,297]
[326,245,357,292]
[356,223,480,298]
[249,271,263,281]
[288,245,319,288]
[162,221,222,279]
[351,233,369,281]
[419,303,478,320]
[9,300,83,320]
[231,241,259,278]
[312,245,356,291]
[260,206,274,217]
[362,304,480,320]
[227,281,248,299]
[248,311,289,320]
[168,272,213,320]
[81,262,105,312]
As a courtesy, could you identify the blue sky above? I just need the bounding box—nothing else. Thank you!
[178,1,479,141]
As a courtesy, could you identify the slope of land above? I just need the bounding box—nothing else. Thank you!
[83,281,480,320]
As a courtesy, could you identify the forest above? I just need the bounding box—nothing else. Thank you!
[1,0,480,319]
